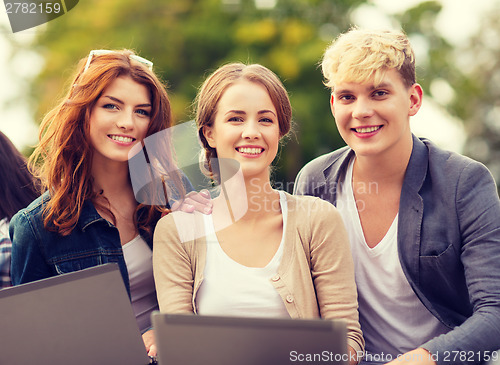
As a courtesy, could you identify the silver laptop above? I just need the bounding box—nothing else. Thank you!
[152,312,348,365]
[0,263,151,365]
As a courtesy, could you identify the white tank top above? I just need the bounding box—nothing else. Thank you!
[196,190,290,318]
[122,235,159,332]
[337,158,448,364]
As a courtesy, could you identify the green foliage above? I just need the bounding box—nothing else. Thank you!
[23,0,365,188]
[396,1,500,191]
[16,0,498,191]
[457,5,500,192]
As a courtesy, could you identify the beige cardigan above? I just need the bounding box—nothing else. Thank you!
[153,191,364,353]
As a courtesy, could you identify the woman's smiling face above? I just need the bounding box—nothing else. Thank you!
[89,75,152,168]
[203,79,280,182]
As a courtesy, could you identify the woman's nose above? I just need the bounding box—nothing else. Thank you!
[241,120,260,139]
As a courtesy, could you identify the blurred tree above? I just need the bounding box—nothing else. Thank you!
[396,1,500,192]
[12,0,494,192]
[455,4,500,192]
[11,0,367,190]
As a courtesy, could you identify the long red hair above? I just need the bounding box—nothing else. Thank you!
[30,49,183,236]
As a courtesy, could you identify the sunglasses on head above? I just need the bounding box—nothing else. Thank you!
[83,49,153,72]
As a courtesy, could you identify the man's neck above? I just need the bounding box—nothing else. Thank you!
[353,137,413,186]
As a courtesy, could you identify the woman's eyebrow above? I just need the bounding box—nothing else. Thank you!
[258,110,277,116]
[102,95,124,104]
[102,95,151,108]
[225,110,246,115]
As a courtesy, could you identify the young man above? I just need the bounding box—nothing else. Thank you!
[294,28,500,365]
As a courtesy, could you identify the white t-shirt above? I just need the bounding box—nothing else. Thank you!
[196,190,289,318]
[122,235,159,332]
[337,158,448,364]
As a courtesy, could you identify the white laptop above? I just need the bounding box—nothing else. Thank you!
[0,263,153,365]
[152,312,348,365]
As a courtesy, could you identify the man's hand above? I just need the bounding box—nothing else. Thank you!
[142,329,156,357]
[170,189,212,214]
[386,348,437,365]
[348,346,360,365]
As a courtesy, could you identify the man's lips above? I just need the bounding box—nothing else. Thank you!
[351,125,383,138]
[352,126,382,134]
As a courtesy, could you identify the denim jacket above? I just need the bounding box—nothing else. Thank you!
[9,192,159,296]
[294,135,500,365]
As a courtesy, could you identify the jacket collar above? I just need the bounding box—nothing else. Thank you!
[320,146,353,204]
[402,134,429,193]
[76,199,155,248]
[321,135,429,195]
[77,199,111,231]
[323,147,354,185]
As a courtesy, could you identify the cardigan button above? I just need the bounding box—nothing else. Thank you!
[286,294,294,303]
[272,275,280,281]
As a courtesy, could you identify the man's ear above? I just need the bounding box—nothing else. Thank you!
[203,126,216,148]
[330,93,335,117]
[408,83,423,117]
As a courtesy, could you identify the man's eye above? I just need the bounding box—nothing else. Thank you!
[373,90,388,97]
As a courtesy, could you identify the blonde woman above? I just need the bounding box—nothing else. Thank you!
[153,63,364,363]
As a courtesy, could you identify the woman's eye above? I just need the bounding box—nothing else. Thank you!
[260,118,273,124]
[136,109,150,117]
[103,104,118,110]
[228,116,243,123]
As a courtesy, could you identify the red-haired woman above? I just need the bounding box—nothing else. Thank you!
[9,50,189,356]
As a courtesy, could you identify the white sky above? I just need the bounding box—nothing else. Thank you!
[353,0,500,152]
[0,11,40,150]
[0,0,498,152]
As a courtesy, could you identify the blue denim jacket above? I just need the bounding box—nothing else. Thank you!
[294,135,500,365]
[9,193,159,296]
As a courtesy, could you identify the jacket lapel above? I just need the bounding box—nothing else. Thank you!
[398,135,428,287]
[322,147,354,205]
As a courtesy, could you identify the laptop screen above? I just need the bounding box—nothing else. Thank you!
[0,263,151,365]
[153,312,348,365]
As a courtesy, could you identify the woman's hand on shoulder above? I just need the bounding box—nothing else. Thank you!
[168,189,212,215]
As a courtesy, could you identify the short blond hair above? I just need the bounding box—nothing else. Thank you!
[321,27,416,90]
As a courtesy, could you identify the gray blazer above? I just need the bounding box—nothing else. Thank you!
[294,134,500,364]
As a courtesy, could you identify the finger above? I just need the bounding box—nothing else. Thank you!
[185,190,212,205]
[178,202,195,213]
[173,190,213,214]
[170,200,180,211]
[184,198,211,214]
[171,199,195,213]
[148,344,157,357]
[200,189,211,199]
